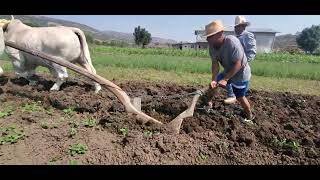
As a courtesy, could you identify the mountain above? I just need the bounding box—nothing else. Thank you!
[0,15,177,46]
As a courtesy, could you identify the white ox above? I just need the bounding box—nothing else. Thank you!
[0,28,4,75]
[1,16,101,93]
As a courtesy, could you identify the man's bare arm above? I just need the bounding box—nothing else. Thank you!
[211,60,220,81]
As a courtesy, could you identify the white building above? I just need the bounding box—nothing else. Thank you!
[194,27,280,53]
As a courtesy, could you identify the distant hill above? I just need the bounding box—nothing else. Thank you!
[0,15,177,46]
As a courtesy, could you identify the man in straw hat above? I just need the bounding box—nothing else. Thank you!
[222,16,257,105]
[203,20,254,123]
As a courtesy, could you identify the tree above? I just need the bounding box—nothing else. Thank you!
[296,25,320,54]
[133,26,152,48]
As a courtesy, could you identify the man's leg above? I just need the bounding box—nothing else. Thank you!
[224,83,236,104]
[232,81,254,121]
[237,96,252,119]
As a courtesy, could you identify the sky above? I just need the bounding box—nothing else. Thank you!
[45,15,320,42]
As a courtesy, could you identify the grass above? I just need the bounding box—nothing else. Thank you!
[0,125,25,145]
[69,143,88,156]
[251,61,320,80]
[89,45,320,64]
[90,53,320,81]
[90,45,209,58]
[93,66,320,96]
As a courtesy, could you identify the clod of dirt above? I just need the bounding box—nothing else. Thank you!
[237,132,256,147]
[156,141,167,153]
[284,123,295,131]
[306,148,318,158]
[301,137,315,146]
[0,76,9,86]
[22,116,37,124]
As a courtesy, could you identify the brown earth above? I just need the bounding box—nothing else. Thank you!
[0,73,319,165]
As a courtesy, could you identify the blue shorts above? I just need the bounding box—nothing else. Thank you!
[216,73,249,98]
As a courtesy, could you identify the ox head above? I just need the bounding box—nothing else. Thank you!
[0,15,14,30]
[0,16,14,55]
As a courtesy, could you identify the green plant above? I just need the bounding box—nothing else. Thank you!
[282,140,300,152]
[21,101,42,112]
[143,130,153,138]
[40,122,49,129]
[68,127,77,138]
[68,120,79,128]
[63,107,75,118]
[0,125,25,145]
[82,117,96,128]
[69,143,88,156]
[45,108,54,116]
[119,128,128,137]
[49,155,62,163]
[0,107,14,118]
[69,159,79,165]
[199,152,208,161]
[270,136,300,152]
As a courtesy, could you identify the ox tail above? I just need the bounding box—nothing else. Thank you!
[70,28,96,74]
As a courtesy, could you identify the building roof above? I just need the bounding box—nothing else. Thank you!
[195,27,280,35]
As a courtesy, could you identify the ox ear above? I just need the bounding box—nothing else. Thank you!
[0,19,11,30]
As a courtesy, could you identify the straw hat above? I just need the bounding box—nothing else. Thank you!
[202,20,225,38]
[233,16,250,27]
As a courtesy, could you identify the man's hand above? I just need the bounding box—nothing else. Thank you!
[210,80,217,89]
[217,79,228,88]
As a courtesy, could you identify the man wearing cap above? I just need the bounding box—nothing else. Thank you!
[204,20,254,122]
[223,16,257,105]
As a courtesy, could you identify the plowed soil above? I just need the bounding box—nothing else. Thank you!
[0,73,319,165]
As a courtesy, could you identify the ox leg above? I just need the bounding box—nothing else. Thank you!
[80,63,101,93]
[25,68,38,86]
[49,66,68,91]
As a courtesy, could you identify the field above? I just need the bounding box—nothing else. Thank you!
[0,45,319,165]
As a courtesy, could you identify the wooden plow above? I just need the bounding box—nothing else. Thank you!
[4,41,210,134]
